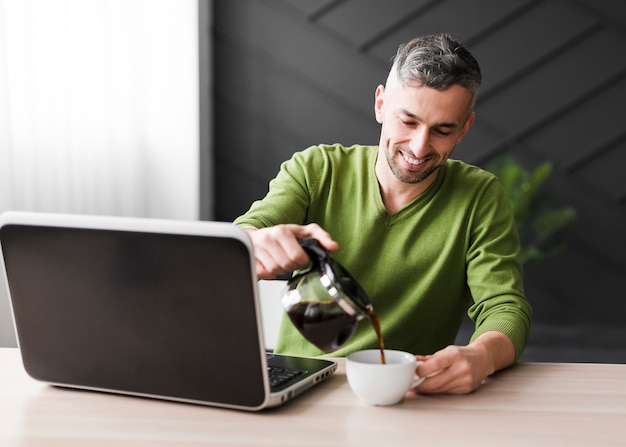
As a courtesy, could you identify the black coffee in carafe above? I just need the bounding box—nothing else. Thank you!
[285,300,357,353]
[281,238,386,363]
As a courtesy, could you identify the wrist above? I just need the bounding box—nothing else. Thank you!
[470,331,515,375]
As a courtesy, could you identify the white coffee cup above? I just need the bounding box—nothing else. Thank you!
[345,349,424,406]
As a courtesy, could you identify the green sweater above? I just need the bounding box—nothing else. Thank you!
[235,144,532,360]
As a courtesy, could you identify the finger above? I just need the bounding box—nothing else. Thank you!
[252,247,287,280]
[416,355,448,379]
[248,236,301,280]
[414,358,477,395]
[295,223,339,252]
[264,243,307,276]
[418,373,476,395]
[413,349,458,392]
[413,369,453,394]
[247,224,338,279]
[254,259,273,280]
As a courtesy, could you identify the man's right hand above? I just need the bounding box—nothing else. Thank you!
[244,223,339,280]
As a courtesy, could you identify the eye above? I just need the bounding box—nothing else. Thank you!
[399,117,416,127]
[433,128,452,137]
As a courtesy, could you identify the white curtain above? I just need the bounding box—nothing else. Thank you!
[0,0,203,347]
[0,0,199,219]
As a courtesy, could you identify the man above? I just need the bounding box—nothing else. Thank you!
[234,33,532,394]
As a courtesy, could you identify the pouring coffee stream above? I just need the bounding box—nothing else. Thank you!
[281,238,386,364]
[367,306,386,364]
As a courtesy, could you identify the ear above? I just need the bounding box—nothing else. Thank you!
[374,84,385,124]
[457,111,475,143]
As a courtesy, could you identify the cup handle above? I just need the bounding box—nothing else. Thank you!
[411,376,425,388]
[411,360,425,389]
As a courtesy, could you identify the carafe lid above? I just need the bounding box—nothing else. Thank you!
[293,238,373,317]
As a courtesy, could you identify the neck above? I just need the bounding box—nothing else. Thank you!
[375,153,438,215]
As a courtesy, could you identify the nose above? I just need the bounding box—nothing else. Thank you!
[408,127,429,157]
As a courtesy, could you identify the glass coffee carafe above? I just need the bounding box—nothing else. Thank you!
[280,238,374,353]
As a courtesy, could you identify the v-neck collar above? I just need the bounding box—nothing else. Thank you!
[371,152,447,226]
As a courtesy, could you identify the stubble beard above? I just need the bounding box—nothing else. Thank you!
[385,148,442,184]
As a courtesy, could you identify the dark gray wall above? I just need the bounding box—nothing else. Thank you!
[211,0,626,362]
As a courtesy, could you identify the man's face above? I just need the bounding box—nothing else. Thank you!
[374,78,475,185]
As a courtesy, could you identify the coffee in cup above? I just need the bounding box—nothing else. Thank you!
[345,349,424,406]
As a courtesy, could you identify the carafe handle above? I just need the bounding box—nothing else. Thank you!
[298,238,373,311]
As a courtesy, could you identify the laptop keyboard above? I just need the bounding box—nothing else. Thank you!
[267,366,307,388]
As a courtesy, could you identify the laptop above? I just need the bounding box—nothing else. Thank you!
[0,211,336,411]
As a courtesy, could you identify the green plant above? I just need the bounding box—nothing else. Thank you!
[488,156,577,265]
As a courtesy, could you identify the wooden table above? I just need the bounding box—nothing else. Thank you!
[1,348,625,446]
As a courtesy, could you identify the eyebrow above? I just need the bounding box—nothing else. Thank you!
[400,109,459,129]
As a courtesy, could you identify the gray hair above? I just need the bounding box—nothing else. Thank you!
[391,33,482,106]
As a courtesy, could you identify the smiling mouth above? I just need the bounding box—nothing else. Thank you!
[402,152,429,168]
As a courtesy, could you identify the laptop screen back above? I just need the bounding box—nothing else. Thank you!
[1,222,268,408]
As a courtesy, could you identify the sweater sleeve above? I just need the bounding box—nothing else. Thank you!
[465,176,533,361]
[233,146,324,229]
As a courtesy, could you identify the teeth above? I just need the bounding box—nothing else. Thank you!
[403,153,425,166]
